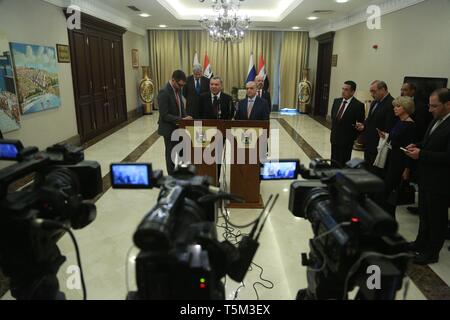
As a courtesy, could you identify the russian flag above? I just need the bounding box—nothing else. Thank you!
[246,53,257,84]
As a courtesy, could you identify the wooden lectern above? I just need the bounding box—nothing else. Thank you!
[227,120,270,209]
[179,119,226,186]
[179,120,270,208]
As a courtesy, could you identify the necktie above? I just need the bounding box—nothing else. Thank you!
[429,119,443,135]
[370,101,380,116]
[174,89,181,116]
[258,90,262,98]
[247,99,255,119]
[195,79,200,95]
[213,95,219,117]
[336,100,348,122]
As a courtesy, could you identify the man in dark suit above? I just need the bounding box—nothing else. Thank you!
[183,64,210,119]
[158,70,193,175]
[406,88,450,264]
[401,82,434,216]
[255,75,272,111]
[198,76,233,120]
[330,81,366,167]
[356,80,397,176]
[235,81,270,121]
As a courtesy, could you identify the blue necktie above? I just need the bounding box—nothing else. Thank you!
[195,79,200,95]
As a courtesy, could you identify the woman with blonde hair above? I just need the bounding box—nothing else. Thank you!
[378,96,417,217]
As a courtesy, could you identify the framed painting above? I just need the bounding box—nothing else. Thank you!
[0,33,21,133]
[132,49,139,69]
[56,44,71,63]
[10,42,61,115]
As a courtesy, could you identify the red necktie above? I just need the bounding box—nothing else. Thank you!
[336,100,348,122]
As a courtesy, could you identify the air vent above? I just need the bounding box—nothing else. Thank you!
[312,10,335,14]
[127,6,141,12]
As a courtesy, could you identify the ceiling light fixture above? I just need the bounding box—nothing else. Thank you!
[158,24,168,28]
[307,16,318,20]
[335,0,349,3]
[198,0,251,43]
[139,13,151,18]
[292,26,300,30]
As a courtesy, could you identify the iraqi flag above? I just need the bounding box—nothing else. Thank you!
[203,53,213,79]
[258,53,270,91]
[246,53,257,84]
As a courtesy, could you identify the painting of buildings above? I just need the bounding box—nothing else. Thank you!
[10,42,60,115]
[0,35,20,133]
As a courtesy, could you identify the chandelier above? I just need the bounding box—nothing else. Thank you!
[198,0,251,43]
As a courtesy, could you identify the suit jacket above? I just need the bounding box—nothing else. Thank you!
[330,97,365,146]
[183,75,210,119]
[411,97,433,143]
[363,93,397,156]
[417,116,450,195]
[235,96,270,121]
[198,92,234,120]
[257,90,272,111]
[157,82,186,138]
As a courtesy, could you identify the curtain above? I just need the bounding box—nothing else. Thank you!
[279,32,309,108]
[149,30,309,108]
[179,30,275,94]
[148,30,182,98]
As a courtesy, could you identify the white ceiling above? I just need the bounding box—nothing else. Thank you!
[98,0,388,30]
[44,0,426,36]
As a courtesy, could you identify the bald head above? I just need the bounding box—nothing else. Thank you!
[246,81,257,98]
[255,75,264,89]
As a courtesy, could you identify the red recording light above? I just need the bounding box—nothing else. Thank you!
[200,283,206,289]
[351,217,359,223]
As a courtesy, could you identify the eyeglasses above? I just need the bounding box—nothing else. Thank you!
[176,81,186,88]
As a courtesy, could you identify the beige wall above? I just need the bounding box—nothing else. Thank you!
[328,0,450,115]
[0,0,149,150]
[0,0,78,149]
[123,31,149,112]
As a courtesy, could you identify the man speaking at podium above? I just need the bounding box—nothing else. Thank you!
[235,81,270,121]
[198,76,233,120]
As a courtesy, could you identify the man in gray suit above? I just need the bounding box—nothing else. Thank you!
[158,70,193,175]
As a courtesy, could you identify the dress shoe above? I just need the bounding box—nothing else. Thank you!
[413,253,439,265]
[407,206,420,215]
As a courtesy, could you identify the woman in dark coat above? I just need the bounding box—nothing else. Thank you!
[378,96,416,217]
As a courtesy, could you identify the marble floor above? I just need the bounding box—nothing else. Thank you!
[2,113,450,300]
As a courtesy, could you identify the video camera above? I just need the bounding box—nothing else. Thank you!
[0,139,102,300]
[110,163,272,300]
[261,158,412,300]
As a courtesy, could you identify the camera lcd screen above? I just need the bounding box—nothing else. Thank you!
[0,141,23,161]
[260,160,299,180]
[110,163,152,189]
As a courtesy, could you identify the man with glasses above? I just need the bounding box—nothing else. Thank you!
[158,70,193,175]
[406,88,450,264]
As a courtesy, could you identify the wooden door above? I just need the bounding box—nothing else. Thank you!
[314,33,335,116]
[67,12,127,143]
[101,38,119,127]
[112,39,127,121]
[70,31,95,139]
[87,32,108,132]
